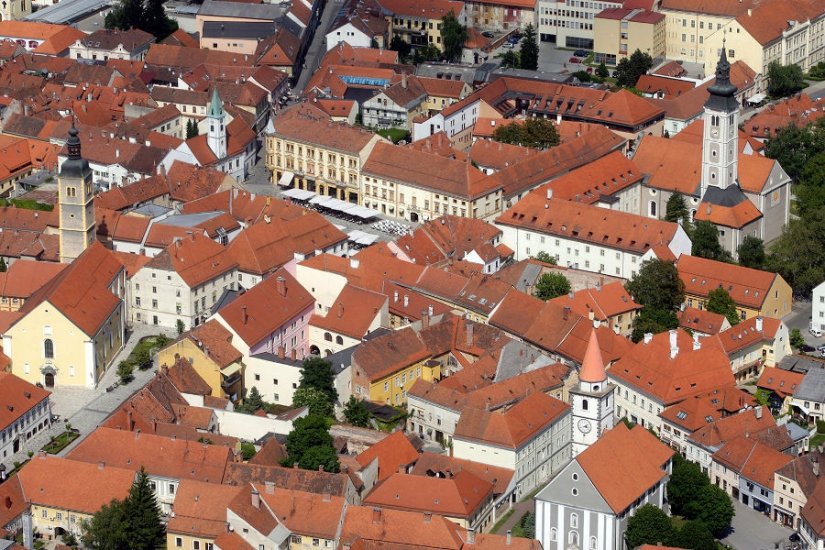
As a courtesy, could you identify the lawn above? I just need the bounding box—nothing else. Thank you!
[376,128,410,144]
[123,334,171,370]
[491,509,515,534]
[812,432,825,449]
[41,430,80,454]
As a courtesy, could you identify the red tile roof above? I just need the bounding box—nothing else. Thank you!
[339,506,464,549]
[713,436,793,487]
[757,368,803,399]
[688,407,791,451]
[678,307,728,335]
[185,320,243,369]
[410,452,514,496]
[147,232,237,288]
[0,371,50,432]
[576,424,673,513]
[660,385,755,432]
[355,430,419,481]
[550,281,640,322]
[311,284,386,339]
[0,259,65,300]
[167,480,242,538]
[676,255,781,310]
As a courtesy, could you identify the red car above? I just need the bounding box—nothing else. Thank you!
[568,56,582,64]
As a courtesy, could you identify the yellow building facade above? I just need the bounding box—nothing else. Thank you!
[594,9,666,66]
[684,274,792,321]
[157,337,244,401]
[367,359,441,406]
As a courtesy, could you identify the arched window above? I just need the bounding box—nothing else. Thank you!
[550,528,557,542]
[568,531,579,546]
[324,332,332,342]
[582,400,589,411]
[590,536,598,550]
[335,335,344,345]
[649,200,657,217]
[44,339,54,359]
[570,513,578,528]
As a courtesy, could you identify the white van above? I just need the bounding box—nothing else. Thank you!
[811,324,823,338]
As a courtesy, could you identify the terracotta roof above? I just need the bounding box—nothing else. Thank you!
[272,102,379,154]
[377,0,464,19]
[355,430,420,481]
[635,75,695,99]
[0,259,65,300]
[660,385,755,432]
[757,368,804,399]
[659,0,755,16]
[145,43,256,69]
[745,93,825,139]
[364,142,500,200]
[256,484,346,540]
[167,480,241,538]
[247,437,287,466]
[394,215,503,267]
[67,426,230,481]
[688,407,791,451]
[550,281,640,322]
[464,363,569,410]
[455,392,570,449]
[165,356,213,396]
[498,195,680,255]
[77,28,155,52]
[576,423,673,513]
[694,192,762,229]
[736,0,824,46]
[467,139,537,172]
[339,506,465,549]
[146,232,237,288]
[0,476,26,530]
[802,479,825,536]
[541,150,644,205]
[363,470,493,519]
[676,255,780,310]
[216,269,313,348]
[0,371,50,431]
[311,284,386,340]
[678,307,728,335]
[13,242,123,337]
[222,463,350,497]
[608,330,735,405]
[185,320,243,369]
[715,315,781,354]
[17,455,134,514]
[713,436,793,487]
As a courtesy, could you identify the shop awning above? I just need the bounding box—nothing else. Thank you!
[278,171,295,186]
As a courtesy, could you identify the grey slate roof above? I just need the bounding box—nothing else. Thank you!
[26,0,111,22]
[794,367,825,403]
[202,21,279,40]
[198,0,287,20]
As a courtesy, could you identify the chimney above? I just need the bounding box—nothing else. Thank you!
[546,188,553,200]
[350,257,360,269]
[115,148,120,158]
[506,530,512,545]
[372,508,382,524]
[465,322,474,346]
[403,295,409,307]
[814,460,820,477]
[241,306,248,325]
[318,464,324,472]
[423,513,432,523]
[291,348,297,361]
[563,306,571,320]
[337,302,344,318]
[555,114,561,125]
[278,345,285,359]
[467,528,476,544]
[669,329,679,359]
[421,310,429,329]
[97,461,105,470]
[322,492,331,502]
[692,332,701,351]
[276,276,286,297]
[643,332,653,344]
[428,305,433,316]
[401,72,407,89]
[393,290,399,302]
[588,310,595,321]
[264,481,274,494]
[755,316,763,332]
[755,405,763,419]
[251,488,260,509]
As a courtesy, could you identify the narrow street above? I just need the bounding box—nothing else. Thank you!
[294,0,344,94]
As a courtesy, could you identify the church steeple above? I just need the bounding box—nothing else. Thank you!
[59,119,95,263]
[705,41,739,113]
[206,88,227,159]
[579,329,607,385]
[571,329,615,456]
[701,42,740,196]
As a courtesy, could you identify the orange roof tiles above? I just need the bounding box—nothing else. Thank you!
[0,372,49,432]
[167,480,242,538]
[311,284,386,339]
[694,195,762,229]
[659,385,755,432]
[713,436,793,488]
[455,392,570,449]
[363,470,493,519]
[185,320,243,369]
[757,367,803,399]
[736,0,824,46]
[0,476,26,529]
[579,330,607,383]
[216,269,314,348]
[256,484,346,540]
[676,255,780,310]
[688,407,791,451]
[273,102,379,154]
[635,75,695,99]
[608,330,735,405]
[550,281,641,322]
[339,506,465,549]
[678,307,728,335]
[576,423,673,513]
[18,455,134,514]
[378,0,464,19]
[745,93,825,139]
[715,315,781,354]
[355,430,419,481]
[541,150,644,205]
[0,259,65,300]
[147,232,237,288]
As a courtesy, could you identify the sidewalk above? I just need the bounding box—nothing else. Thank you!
[495,499,534,535]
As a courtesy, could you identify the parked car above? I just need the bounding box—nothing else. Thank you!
[503,42,515,49]
[801,344,816,354]
[811,325,823,338]
[574,49,589,57]
[569,57,582,64]
[482,31,494,38]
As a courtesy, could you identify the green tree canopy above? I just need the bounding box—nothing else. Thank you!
[630,308,680,343]
[667,455,709,517]
[625,259,684,312]
[499,50,520,68]
[283,414,340,472]
[767,61,805,98]
[673,520,717,550]
[292,386,333,418]
[689,484,734,537]
[299,357,338,404]
[82,499,130,550]
[625,504,676,548]
[390,36,411,61]
[665,193,689,224]
[105,0,177,40]
[766,209,825,296]
[534,272,571,301]
[440,11,467,62]
[795,151,825,219]
[706,287,741,326]
[764,120,825,182]
[691,220,732,262]
[343,396,371,427]
[126,468,165,550]
[519,25,539,71]
[790,328,806,349]
[596,62,609,78]
[737,235,766,269]
[239,386,266,414]
[534,251,557,264]
[492,118,559,149]
[615,49,653,87]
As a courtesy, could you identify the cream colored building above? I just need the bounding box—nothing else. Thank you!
[593,8,665,66]
[266,103,386,203]
[382,0,465,52]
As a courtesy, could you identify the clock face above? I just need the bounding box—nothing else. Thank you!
[577,419,592,434]
[711,128,719,138]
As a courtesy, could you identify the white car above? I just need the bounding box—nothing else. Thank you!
[811,326,823,338]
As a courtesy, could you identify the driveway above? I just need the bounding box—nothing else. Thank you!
[293,0,343,94]
[784,299,823,347]
[721,498,795,550]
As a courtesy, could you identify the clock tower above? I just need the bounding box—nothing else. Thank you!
[571,330,615,456]
[700,41,740,197]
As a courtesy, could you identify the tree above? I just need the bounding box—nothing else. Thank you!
[492,118,559,149]
[283,414,340,472]
[737,235,766,269]
[534,251,557,264]
[343,396,370,427]
[674,520,717,550]
[143,0,178,40]
[667,455,709,517]
[630,308,680,343]
[413,44,441,64]
[615,49,653,87]
[292,386,333,417]
[0,258,6,272]
[665,193,689,224]
[706,287,741,326]
[240,441,257,461]
[82,499,130,550]
[299,357,338,403]
[240,386,266,413]
[766,209,825,295]
[534,272,571,301]
[689,484,734,537]
[625,259,684,313]
[767,61,805,98]
[116,361,134,384]
[691,220,732,262]
[185,119,198,139]
[105,0,143,33]
[176,319,185,335]
[596,62,609,78]
[440,11,467,63]
[764,120,825,182]
[389,36,411,61]
[519,24,539,71]
[795,151,825,219]
[500,50,520,68]
[624,504,676,549]
[790,328,806,349]
[125,468,165,550]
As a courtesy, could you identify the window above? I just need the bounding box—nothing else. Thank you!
[194,542,200,550]
[169,483,176,494]
[175,539,183,548]
[44,339,54,359]
[550,528,557,542]
[568,531,579,545]
[582,400,588,410]
[590,536,598,550]
[570,513,578,528]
